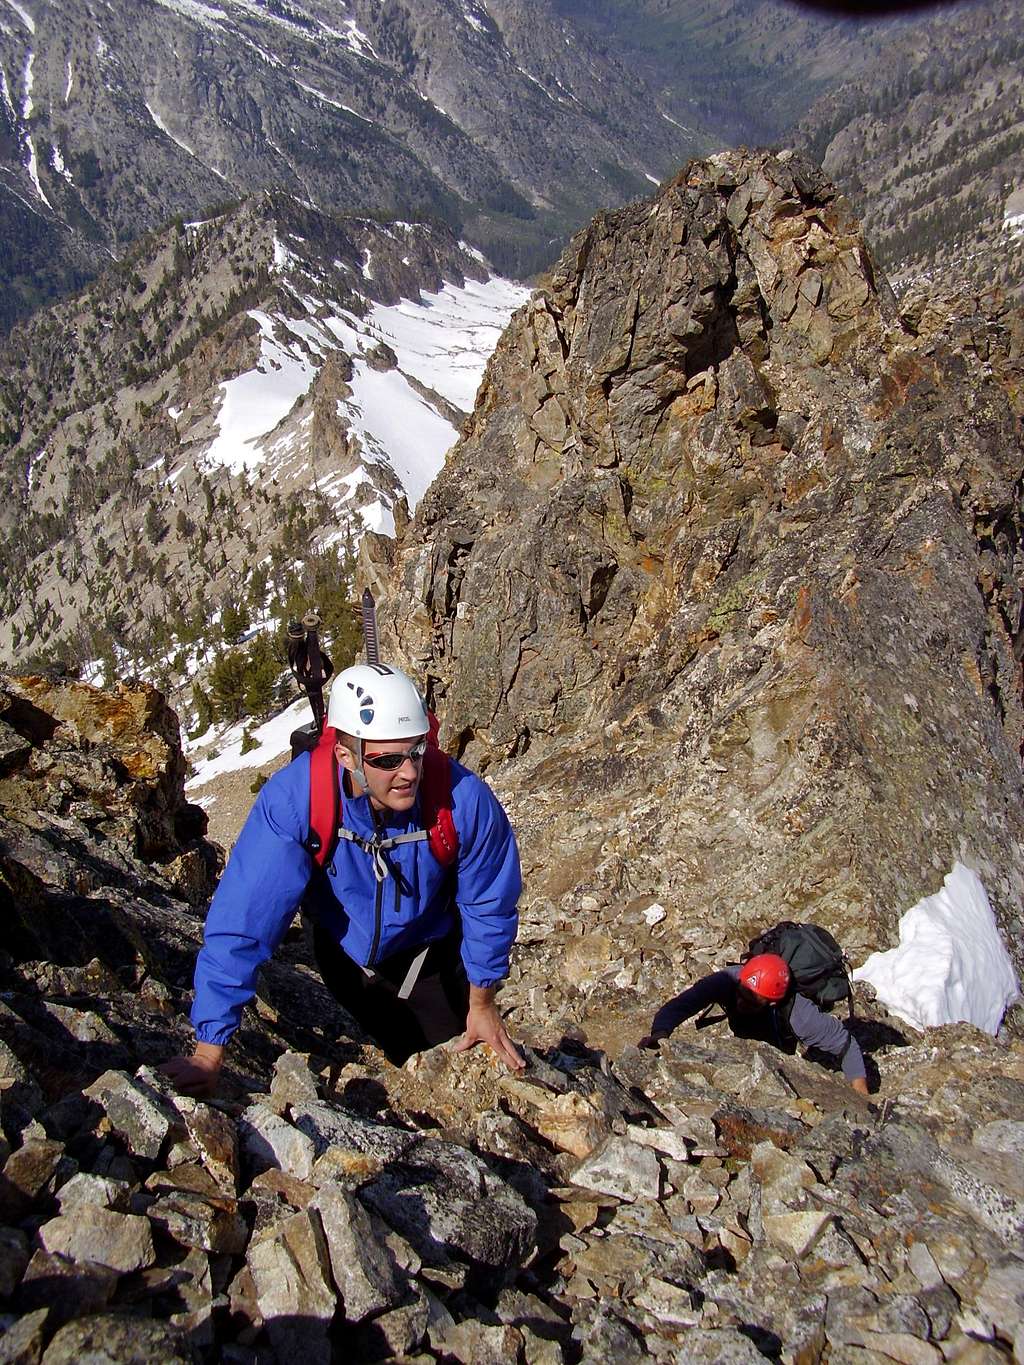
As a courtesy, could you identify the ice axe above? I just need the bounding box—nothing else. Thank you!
[361,588,379,666]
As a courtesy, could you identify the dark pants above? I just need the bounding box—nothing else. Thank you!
[313,924,470,1066]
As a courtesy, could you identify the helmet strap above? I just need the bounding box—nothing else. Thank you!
[352,738,369,793]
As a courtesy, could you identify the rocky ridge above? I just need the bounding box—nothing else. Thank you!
[1,673,1024,1362]
[367,148,1024,1047]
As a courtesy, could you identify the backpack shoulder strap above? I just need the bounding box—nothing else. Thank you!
[420,744,458,868]
[306,725,341,869]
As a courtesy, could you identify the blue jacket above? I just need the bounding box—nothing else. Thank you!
[191,752,521,1046]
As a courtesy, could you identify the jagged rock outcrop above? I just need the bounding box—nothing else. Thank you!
[2,671,1024,1361]
[368,149,1024,1033]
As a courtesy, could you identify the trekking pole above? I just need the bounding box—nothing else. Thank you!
[285,611,329,752]
[302,611,326,735]
[361,588,380,666]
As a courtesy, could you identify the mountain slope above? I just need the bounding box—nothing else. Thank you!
[2,0,1017,329]
[0,192,527,705]
[551,0,901,144]
[0,0,713,327]
[795,0,1024,295]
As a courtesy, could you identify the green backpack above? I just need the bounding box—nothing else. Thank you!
[745,921,852,1012]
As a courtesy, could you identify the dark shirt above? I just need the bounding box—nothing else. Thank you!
[650,965,866,1081]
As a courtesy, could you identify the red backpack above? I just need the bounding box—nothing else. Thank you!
[305,715,458,873]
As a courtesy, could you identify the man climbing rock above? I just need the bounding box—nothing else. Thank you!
[163,663,524,1095]
[639,953,870,1094]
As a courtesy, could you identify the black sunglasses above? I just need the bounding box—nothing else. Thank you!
[362,739,428,771]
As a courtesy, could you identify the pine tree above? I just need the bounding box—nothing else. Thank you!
[209,649,249,722]
[220,598,251,648]
[190,683,214,737]
[242,634,281,718]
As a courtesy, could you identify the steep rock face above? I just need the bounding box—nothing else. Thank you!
[370,149,1024,995]
[0,674,219,977]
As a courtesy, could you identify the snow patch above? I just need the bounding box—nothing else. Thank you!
[516,65,553,100]
[366,274,529,412]
[193,250,523,539]
[341,362,457,509]
[852,863,1020,1036]
[51,144,73,182]
[358,499,396,537]
[21,49,32,117]
[1004,211,1024,239]
[462,2,488,33]
[458,240,489,267]
[206,311,317,473]
[645,172,660,186]
[21,52,50,208]
[64,59,73,102]
[273,235,298,271]
[151,0,226,31]
[660,110,691,133]
[295,79,348,113]
[2,0,34,32]
[186,695,310,787]
[146,102,199,161]
[342,17,377,58]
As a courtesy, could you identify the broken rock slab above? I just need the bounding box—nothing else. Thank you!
[82,1070,181,1161]
[37,1206,156,1274]
[312,1185,407,1322]
[570,1135,662,1202]
[532,1091,610,1158]
[0,1228,28,1298]
[762,1209,833,1259]
[247,1207,335,1364]
[145,1189,248,1255]
[55,1173,133,1214]
[289,1099,418,1165]
[173,1097,239,1194]
[360,1137,537,1286]
[269,1051,322,1111]
[0,1307,49,1365]
[0,1137,64,1221]
[40,1314,195,1363]
[238,1103,315,1182]
[16,1250,119,1324]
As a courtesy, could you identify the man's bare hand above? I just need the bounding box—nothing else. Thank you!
[851,1075,870,1097]
[452,988,524,1071]
[158,1042,224,1098]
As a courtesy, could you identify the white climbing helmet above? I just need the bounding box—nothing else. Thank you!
[327,663,429,740]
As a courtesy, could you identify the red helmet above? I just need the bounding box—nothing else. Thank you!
[739,954,791,1001]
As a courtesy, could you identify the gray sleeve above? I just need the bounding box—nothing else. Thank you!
[788,995,866,1081]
